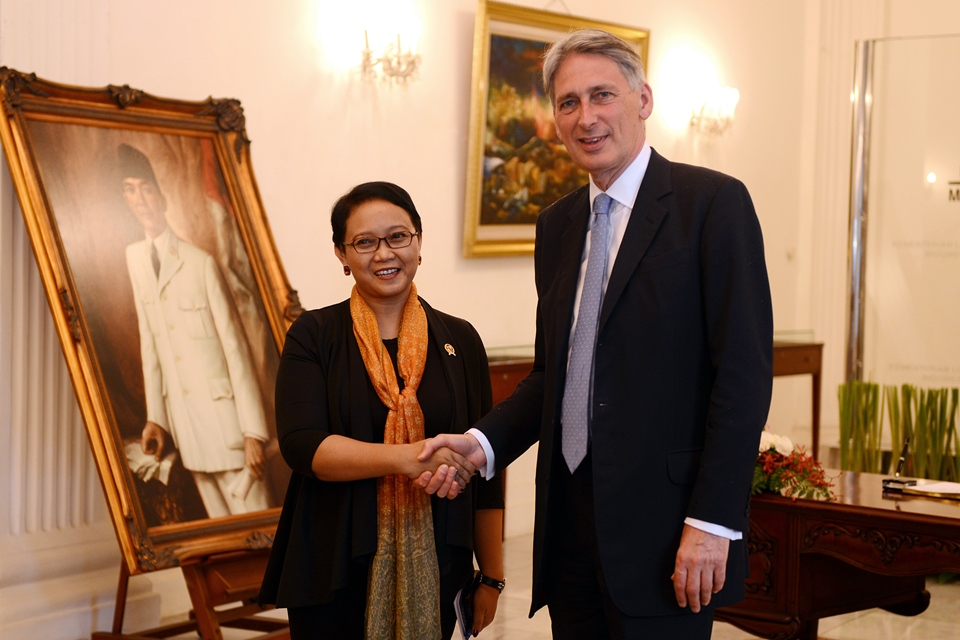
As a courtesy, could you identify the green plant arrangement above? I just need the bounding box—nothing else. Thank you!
[886,385,960,587]
[752,430,835,501]
[838,380,883,473]
[884,384,959,481]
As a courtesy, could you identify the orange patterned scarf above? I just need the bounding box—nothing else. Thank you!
[351,283,441,640]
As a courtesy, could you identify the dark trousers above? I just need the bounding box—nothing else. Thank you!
[544,452,715,640]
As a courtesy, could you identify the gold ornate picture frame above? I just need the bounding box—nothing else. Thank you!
[462,1,649,257]
[0,68,301,574]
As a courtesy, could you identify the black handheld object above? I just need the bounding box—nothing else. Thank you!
[454,571,481,639]
[882,477,917,491]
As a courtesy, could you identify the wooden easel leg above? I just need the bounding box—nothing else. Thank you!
[181,562,223,640]
[112,562,131,634]
[95,550,287,640]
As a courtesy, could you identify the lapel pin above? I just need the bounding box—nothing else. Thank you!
[444,343,456,356]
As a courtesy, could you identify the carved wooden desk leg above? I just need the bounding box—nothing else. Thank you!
[791,618,819,640]
[880,589,931,617]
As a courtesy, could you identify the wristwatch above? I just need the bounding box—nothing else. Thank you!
[477,573,506,593]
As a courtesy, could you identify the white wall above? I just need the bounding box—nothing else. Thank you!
[3,0,959,637]
[83,0,808,347]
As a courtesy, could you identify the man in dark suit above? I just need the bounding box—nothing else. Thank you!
[420,28,772,638]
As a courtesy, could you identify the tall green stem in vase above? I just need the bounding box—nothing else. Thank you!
[884,385,902,475]
[945,388,958,481]
[839,381,882,473]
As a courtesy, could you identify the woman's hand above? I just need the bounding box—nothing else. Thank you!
[471,583,500,635]
[398,442,476,496]
[421,443,477,486]
[310,436,476,488]
[415,433,488,498]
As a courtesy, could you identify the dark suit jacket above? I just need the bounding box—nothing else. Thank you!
[475,148,773,617]
[259,297,503,608]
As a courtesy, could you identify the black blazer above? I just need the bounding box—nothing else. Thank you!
[259,297,503,608]
[476,149,773,617]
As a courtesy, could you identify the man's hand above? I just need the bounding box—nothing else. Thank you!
[141,421,168,461]
[405,442,477,498]
[671,524,730,612]
[244,436,266,479]
[416,464,463,498]
[414,434,487,498]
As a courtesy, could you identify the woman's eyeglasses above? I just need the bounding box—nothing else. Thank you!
[344,231,420,254]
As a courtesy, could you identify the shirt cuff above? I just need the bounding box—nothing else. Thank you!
[684,517,742,540]
[466,428,496,479]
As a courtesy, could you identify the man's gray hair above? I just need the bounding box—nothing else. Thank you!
[541,29,646,105]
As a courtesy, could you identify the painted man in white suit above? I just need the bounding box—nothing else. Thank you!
[121,143,270,518]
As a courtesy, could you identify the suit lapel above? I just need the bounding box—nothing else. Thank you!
[137,241,157,290]
[158,234,185,292]
[598,150,672,331]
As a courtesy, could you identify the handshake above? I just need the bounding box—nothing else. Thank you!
[412,433,487,499]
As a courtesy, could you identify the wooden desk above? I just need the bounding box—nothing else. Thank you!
[773,341,824,460]
[488,356,534,538]
[716,472,960,639]
[488,357,534,405]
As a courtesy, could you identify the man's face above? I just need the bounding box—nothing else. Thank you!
[552,53,653,191]
[122,177,167,237]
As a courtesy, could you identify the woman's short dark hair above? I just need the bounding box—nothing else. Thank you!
[331,181,423,247]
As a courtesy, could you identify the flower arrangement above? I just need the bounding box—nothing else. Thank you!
[752,430,835,501]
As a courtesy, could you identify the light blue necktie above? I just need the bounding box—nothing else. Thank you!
[561,193,613,473]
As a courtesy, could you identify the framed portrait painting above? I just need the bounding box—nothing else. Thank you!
[0,68,301,574]
[462,1,649,257]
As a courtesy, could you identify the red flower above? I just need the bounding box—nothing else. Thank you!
[753,441,835,501]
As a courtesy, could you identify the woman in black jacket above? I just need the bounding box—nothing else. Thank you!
[259,182,504,639]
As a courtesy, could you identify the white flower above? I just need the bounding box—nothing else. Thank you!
[759,430,794,455]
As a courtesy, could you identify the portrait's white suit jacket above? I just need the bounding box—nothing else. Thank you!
[126,229,268,473]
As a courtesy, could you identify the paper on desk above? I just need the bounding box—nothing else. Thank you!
[903,481,960,498]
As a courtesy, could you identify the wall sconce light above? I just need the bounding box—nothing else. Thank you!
[690,86,740,135]
[361,30,421,83]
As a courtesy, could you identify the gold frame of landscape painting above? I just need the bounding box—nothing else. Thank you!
[0,67,302,574]
[462,0,649,257]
